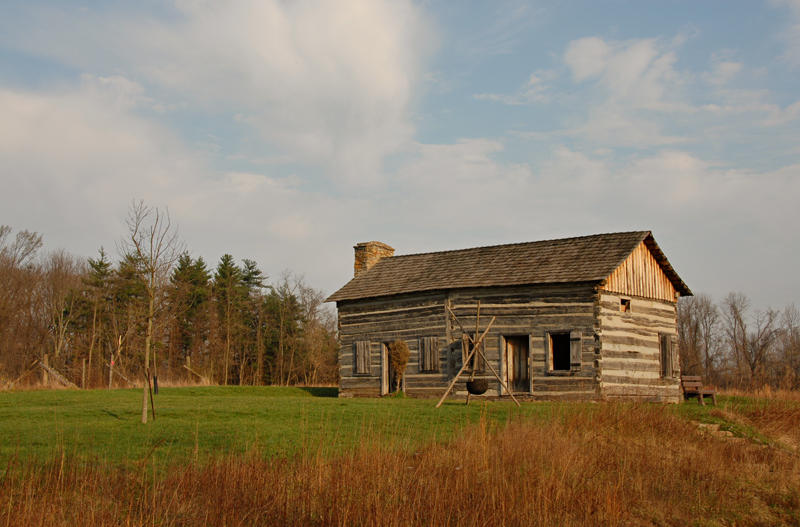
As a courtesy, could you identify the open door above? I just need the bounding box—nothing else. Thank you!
[381,342,401,395]
[381,343,389,395]
[505,336,530,394]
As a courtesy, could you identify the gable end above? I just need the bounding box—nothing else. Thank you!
[602,236,691,302]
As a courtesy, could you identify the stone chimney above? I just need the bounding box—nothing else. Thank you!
[354,241,394,277]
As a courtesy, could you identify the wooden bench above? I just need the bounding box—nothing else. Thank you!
[681,375,717,405]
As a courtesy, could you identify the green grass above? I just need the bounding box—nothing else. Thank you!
[3,388,799,525]
[4,387,797,470]
[671,395,800,446]
[0,386,552,466]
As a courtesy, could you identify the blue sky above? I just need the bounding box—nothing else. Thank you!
[1,1,799,309]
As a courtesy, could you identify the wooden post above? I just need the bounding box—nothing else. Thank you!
[81,358,86,389]
[147,370,156,420]
[440,305,521,408]
[466,301,481,406]
[436,316,496,408]
[152,348,159,395]
[436,342,480,408]
[42,354,49,386]
[108,353,113,390]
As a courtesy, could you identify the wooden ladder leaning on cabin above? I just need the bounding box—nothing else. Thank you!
[681,376,717,406]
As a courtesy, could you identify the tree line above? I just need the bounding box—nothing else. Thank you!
[4,202,799,394]
[678,293,800,389]
[0,203,338,392]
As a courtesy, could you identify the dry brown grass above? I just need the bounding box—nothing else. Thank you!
[737,401,800,452]
[2,403,799,526]
[721,386,800,401]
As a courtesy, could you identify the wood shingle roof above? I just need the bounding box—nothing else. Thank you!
[327,231,691,302]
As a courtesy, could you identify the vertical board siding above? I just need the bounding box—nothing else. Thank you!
[603,241,677,302]
[419,336,439,372]
[354,341,371,374]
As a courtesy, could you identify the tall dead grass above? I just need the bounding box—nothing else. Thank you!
[2,403,798,526]
[722,386,800,401]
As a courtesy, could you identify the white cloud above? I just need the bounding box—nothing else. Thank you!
[382,142,800,310]
[552,36,693,148]
[704,60,742,86]
[564,37,686,111]
[0,83,205,252]
[0,81,356,290]
[473,69,557,105]
[2,0,433,184]
[564,37,611,81]
[565,105,686,147]
[2,75,798,305]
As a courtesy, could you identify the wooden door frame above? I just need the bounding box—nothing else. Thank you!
[381,343,389,395]
[500,334,532,395]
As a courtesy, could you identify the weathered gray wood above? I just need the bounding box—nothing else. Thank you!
[528,333,535,393]
[337,281,676,401]
[419,336,439,372]
[570,330,582,367]
[354,341,370,375]
[435,312,519,407]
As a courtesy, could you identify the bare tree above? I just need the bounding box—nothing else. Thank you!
[777,305,800,388]
[42,250,84,361]
[722,292,778,388]
[275,271,300,386]
[120,200,183,424]
[678,294,721,381]
[297,281,337,385]
[0,226,43,267]
[0,226,45,380]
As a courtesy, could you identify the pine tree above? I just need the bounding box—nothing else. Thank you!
[240,259,267,385]
[168,253,211,374]
[83,248,113,386]
[213,255,245,385]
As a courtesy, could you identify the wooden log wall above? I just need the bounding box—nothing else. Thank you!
[338,291,446,397]
[337,283,601,400]
[603,241,678,303]
[596,292,681,402]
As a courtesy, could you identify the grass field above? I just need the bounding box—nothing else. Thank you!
[0,386,542,465]
[1,387,799,526]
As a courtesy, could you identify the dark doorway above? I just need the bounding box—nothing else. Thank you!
[504,336,530,393]
[382,342,402,395]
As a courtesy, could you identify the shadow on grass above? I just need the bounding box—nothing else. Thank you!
[298,387,338,398]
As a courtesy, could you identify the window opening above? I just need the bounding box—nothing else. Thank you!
[550,332,571,371]
[620,298,631,312]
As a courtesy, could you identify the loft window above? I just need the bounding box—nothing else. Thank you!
[620,298,631,312]
[547,331,583,373]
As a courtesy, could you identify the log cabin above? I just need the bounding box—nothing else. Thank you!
[326,231,692,402]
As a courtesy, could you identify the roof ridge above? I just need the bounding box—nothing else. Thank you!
[385,230,650,260]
